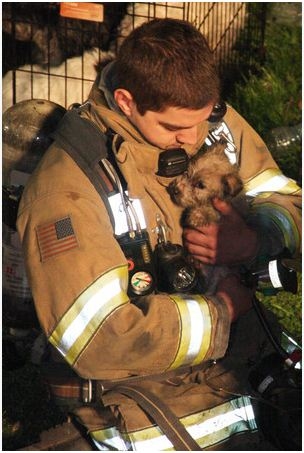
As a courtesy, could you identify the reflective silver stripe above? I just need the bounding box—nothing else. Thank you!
[131,402,256,450]
[186,299,205,361]
[245,168,301,197]
[57,279,122,353]
[108,192,146,236]
[268,260,282,288]
[91,426,131,451]
[246,174,298,197]
[205,121,237,164]
[169,294,211,369]
[257,375,274,394]
[49,265,129,365]
[90,396,257,451]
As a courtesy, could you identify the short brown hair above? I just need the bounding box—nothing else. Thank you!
[114,18,220,114]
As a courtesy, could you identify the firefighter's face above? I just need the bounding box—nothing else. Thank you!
[114,89,213,149]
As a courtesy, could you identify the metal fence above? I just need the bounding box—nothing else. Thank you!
[2,2,267,111]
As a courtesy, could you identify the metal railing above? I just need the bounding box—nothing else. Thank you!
[2,2,267,110]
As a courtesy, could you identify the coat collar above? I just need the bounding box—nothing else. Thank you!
[88,62,210,175]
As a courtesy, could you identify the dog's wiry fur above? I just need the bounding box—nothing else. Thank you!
[168,142,244,227]
[168,142,246,294]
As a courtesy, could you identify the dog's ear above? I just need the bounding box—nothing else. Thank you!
[221,173,243,198]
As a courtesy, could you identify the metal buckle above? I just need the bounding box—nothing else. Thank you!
[81,379,93,403]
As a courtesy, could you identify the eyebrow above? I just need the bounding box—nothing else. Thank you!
[159,121,193,130]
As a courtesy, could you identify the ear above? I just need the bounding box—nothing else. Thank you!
[114,89,134,117]
[221,173,243,198]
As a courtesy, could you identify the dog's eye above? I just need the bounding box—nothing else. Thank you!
[194,181,205,189]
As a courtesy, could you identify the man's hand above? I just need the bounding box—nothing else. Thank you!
[216,273,254,322]
[183,198,259,266]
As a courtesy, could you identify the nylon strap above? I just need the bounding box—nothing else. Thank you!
[104,363,210,390]
[51,108,115,227]
[113,384,202,451]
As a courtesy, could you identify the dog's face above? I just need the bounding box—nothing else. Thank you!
[167,143,243,208]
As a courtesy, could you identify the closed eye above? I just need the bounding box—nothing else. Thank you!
[194,181,205,189]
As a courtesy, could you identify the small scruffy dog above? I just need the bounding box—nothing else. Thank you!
[167,141,245,294]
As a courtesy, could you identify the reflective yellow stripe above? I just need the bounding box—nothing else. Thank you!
[249,202,300,254]
[49,265,129,365]
[169,295,211,369]
[90,396,257,451]
[245,168,301,197]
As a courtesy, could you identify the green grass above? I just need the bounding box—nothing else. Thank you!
[258,274,302,344]
[227,10,301,138]
[226,5,301,183]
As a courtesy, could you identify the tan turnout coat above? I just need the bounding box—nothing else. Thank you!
[17,81,301,450]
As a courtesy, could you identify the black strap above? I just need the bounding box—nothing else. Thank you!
[51,108,115,227]
[113,385,202,451]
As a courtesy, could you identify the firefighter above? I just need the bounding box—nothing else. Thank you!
[17,19,301,450]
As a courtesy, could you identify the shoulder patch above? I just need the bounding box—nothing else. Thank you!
[36,215,78,262]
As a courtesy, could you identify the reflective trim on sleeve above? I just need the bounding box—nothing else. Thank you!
[49,265,129,365]
[245,168,301,198]
[248,202,300,255]
[90,396,257,451]
[169,294,212,369]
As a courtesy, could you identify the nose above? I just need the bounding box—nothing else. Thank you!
[176,126,198,145]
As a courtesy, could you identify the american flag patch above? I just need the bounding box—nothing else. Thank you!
[36,216,78,262]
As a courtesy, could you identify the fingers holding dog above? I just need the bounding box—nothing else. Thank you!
[183,224,219,265]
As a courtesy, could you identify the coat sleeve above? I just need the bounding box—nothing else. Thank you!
[226,106,301,262]
[17,149,230,380]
